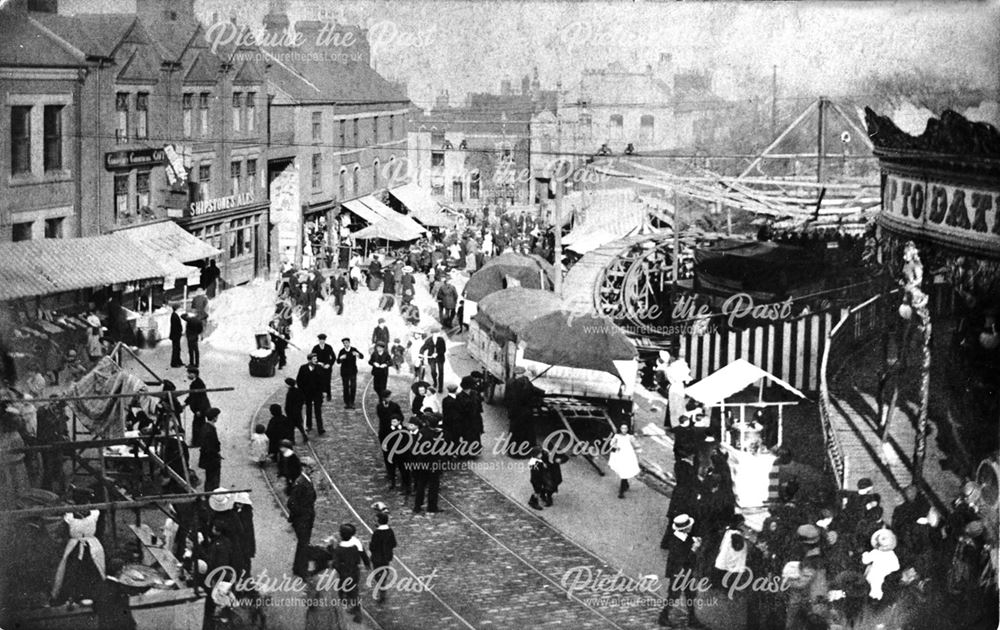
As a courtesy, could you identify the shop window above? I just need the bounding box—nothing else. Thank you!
[470,172,480,200]
[114,174,129,221]
[135,171,151,215]
[245,92,256,132]
[312,111,322,143]
[431,129,445,146]
[182,93,193,138]
[338,119,346,148]
[136,93,148,139]
[199,92,210,137]
[452,179,463,202]
[115,92,129,143]
[12,222,32,241]
[43,105,64,171]
[431,151,444,168]
[10,105,31,175]
[44,217,64,239]
[232,92,242,132]
[311,153,322,190]
[246,158,257,191]
[231,160,241,195]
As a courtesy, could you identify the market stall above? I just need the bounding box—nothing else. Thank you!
[684,358,807,508]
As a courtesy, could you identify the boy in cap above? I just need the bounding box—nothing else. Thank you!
[296,354,325,434]
[372,318,390,349]
[369,512,397,603]
[369,342,392,395]
[329,523,371,622]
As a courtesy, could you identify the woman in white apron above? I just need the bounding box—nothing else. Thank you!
[608,424,641,499]
[52,494,106,605]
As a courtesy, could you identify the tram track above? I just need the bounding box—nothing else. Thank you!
[255,367,654,629]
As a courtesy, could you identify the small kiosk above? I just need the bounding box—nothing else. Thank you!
[684,359,807,508]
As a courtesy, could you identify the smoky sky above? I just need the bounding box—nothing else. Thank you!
[191,0,999,108]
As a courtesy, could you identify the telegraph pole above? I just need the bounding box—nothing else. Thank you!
[817,96,826,183]
[553,115,563,295]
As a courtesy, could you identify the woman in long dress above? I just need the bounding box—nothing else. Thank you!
[52,490,106,605]
[608,424,641,499]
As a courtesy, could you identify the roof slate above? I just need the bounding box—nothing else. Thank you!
[30,13,136,59]
[0,13,86,66]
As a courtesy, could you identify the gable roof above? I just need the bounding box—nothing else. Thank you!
[183,50,220,84]
[0,12,86,67]
[143,18,200,63]
[264,46,408,105]
[117,44,161,83]
[232,58,264,85]
[30,13,137,60]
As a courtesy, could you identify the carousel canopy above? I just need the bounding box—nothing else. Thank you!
[685,358,807,407]
[389,183,454,228]
[463,252,555,301]
[473,288,564,345]
[520,310,637,378]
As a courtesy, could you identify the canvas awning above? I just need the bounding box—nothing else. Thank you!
[359,196,427,236]
[116,220,219,285]
[685,358,807,407]
[388,183,454,228]
[0,233,168,301]
[351,219,424,242]
[342,198,384,225]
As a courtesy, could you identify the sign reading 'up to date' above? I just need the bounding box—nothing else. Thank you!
[880,172,1000,255]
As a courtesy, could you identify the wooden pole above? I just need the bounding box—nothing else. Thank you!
[672,189,680,287]
[817,97,826,184]
[737,99,819,180]
[0,488,252,519]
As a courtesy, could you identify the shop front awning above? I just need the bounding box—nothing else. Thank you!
[358,196,427,236]
[342,198,384,225]
[351,219,424,242]
[0,234,168,301]
[388,183,454,227]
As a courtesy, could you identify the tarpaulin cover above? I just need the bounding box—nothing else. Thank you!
[463,252,555,301]
[472,288,563,345]
[67,357,155,438]
[684,358,807,407]
[520,310,636,378]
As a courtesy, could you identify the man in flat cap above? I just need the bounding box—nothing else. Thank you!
[287,456,317,578]
[296,354,325,435]
[310,334,336,402]
[337,338,364,409]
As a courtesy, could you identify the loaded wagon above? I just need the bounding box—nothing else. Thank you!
[468,288,638,473]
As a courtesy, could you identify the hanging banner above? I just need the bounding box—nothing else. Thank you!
[270,162,301,266]
[880,172,1000,257]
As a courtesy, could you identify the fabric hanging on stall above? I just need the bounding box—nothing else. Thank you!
[66,358,153,438]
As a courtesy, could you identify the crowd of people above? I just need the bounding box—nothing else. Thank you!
[656,404,998,630]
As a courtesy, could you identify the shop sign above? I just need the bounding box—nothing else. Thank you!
[189,192,255,216]
[881,172,1000,253]
[104,148,166,170]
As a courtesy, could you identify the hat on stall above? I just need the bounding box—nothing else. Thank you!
[857,478,874,493]
[402,265,414,273]
[318,334,328,340]
[797,524,821,545]
[206,408,221,420]
[86,314,101,328]
[371,501,389,514]
[233,492,252,506]
[672,514,694,532]
[209,489,235,512]
[870,528,897,551]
